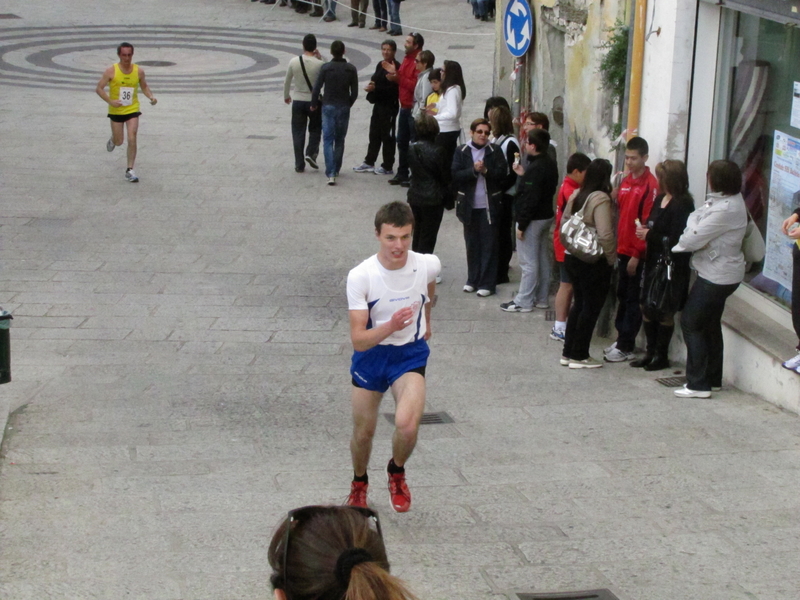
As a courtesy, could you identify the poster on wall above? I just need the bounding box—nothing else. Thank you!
[764,130,800,291]
[792,82,800,130]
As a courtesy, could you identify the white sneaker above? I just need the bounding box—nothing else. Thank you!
[534,302,550,309]
[604,347,635,362]
[782,352,800,371]
[106,137,115,152]
[549,327,565,341]
[559,356,570,366]
[327,177,336,186]
[500,301,532,313]
[476,289,493,297]
[374,166,394,175]
[603,341,617,356]
[435,274,442,284]
[125,169,138,182]
[569,357,603,369]
[463,285,475,293]
[673,384,711,398]
[353,163,374,173]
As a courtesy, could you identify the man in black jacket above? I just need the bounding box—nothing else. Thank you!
[353,40,400,176]
[501,128,559,312]
[451,118,508,297]
[311,40,359,185]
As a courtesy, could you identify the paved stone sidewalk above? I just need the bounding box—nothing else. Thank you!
[1,1,800,599]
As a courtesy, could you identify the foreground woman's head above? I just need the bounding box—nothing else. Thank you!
[268,505,418,600]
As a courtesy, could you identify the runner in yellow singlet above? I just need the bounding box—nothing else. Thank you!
[95,43,157,182]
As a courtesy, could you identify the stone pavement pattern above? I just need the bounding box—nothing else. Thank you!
[1,1,800,599]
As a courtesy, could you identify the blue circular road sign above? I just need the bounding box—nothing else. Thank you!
[504,0,534,57]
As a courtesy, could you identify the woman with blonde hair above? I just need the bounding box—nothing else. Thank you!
[269,505,418,600]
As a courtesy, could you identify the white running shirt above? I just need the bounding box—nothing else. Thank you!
[347,251,441,346]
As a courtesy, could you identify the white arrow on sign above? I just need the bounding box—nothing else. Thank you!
[510,0,528,18]
[506,15,517,48]
[518,21,531,49]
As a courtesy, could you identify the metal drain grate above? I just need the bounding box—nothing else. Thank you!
[544,310,556,321]
[655,375,687,387]
[0,14,21,19]
[384,411,453,425]
[518,590,620,600]
[137,60,176,67]
[247,135,277,140]
[448,45,475,50]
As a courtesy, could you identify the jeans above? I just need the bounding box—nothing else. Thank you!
[323,0,336,17]
[463,208,498,292]
[350,0,368,24]
[514,218,553,309]
[322,104,350,177]
[471,0,487,17]
[372,0,387,27]
[563,256,613,361]
[680,276,739,391]
[365,103,397,170]
[291,100,321,171]
[614,254,645,352]
[387,0,402,33]
[411,204,445,254]
[395,107,415,180]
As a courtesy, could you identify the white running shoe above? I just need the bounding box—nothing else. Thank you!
[327,177,336,186]
[353,163,374,173]
[603,341,617,356]
[125,169,138,182]
[549,327,565,341]
[673,384,711,398]
[604,347,634,362]
[781,352,800,371]
[569,357,603,369]
[435,274,442,284]
[106,138,115,152]
[374,166,394,175]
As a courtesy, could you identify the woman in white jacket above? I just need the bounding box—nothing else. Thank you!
[429,60,465,171]
[672,160,748,398]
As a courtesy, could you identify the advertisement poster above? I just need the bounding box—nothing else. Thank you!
[793,82,800,130]
[764,130,800,291]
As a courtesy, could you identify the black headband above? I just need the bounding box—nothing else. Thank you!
[334,548,373,588]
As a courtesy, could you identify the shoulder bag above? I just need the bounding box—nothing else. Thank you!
[560,192,604,263]
[640,236,676,321]
[741,212,765,263]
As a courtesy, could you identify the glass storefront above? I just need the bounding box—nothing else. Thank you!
[711,7,800,308]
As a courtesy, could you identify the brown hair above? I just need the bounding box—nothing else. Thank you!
[268,506,419,600]
[414,113,440,141]
[525,111,549,131]
[707,159,742,196]
[469,117,490,133]
[374,201,414,233]
[655,160,690,198]
[489,106,514,138]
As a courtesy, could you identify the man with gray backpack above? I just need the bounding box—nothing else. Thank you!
[283,34,325,173]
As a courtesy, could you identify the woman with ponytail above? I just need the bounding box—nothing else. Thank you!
[269,505,419,600]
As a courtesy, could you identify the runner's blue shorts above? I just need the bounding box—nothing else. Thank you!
[350,339,430,393]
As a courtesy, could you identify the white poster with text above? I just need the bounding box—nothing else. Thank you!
[764,130,800,291]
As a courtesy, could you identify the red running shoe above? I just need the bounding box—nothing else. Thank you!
[346,481,369,508]
[387,465,411,513]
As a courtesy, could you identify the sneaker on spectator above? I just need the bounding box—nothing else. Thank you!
[549,327,565,341]
[500,301,532,313]
[534,302,550,309]
[345,481,369,508]
[673,384,711,398]
[387,465,411,513]
[559,356,570,366]
[327,177,336,186]
[476,289,493,297]
[782,352,800,371]
[462,284,475,293]
[569,357,603,369]
[353,162,374,173]
[305,155,319,169]
[604,347,634,362]
[374,166,394,175]
[603,341,617,356]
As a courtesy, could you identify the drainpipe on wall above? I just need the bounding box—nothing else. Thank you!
[626,0,648,140]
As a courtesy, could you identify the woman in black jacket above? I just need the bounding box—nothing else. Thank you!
[632,159,694,370]
[407,113,449,255]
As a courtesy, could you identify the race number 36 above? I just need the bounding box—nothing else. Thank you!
[120,87,134,106]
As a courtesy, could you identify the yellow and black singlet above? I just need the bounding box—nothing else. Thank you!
[108,63,140,115]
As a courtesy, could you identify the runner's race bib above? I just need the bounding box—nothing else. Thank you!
[119,87,134,106]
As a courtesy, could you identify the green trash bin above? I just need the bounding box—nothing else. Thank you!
[0,310,12,384]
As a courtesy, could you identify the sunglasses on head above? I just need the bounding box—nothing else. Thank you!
[280,506,384,595]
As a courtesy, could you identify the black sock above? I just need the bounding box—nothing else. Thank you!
[353,472,368,484]
[126,168,132,172]
[387,458,404,475]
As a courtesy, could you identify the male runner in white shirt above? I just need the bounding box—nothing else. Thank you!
[345,201,440,512]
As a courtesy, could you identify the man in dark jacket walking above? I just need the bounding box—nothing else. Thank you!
[501,128,559,312]
[311,40,359,185]
[451,118,508,297]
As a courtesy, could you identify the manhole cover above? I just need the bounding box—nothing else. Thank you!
[384,411,453,425]
[655,376,687,387]
[518,590,620,600]
[137,60,177,67]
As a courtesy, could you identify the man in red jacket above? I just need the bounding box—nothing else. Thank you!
[387,33,423,186]
[605,136,660,362]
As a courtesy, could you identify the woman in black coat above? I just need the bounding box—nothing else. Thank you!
[632,159,694,371]
[407,113,449,254]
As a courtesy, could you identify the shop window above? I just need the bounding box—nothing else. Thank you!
[712,9,800,309]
